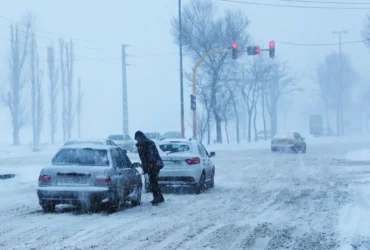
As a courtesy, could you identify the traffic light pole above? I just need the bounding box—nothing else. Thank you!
[192,49,231,139]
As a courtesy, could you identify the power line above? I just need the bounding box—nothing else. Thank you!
[281,0,370,5]
[0,15,115,47]
[220,0,370,9]
[276,39,369,46]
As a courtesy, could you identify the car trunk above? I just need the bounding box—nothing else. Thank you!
[43,165,110,187]
[161,153,195,168]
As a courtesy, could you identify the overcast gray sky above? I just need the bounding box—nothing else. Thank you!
[0,0,369,143]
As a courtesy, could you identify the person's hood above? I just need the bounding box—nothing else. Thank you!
[135,131,151,144]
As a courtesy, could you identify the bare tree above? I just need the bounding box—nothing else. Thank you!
[253,93,259,141]
[65,40,75,139]
[0,18,32,145]
[30,33,43,149]
[172,0,249,143]
[239,61,260,143]
[186,72,214,144]
[362,14,370,48]
[196,109,208,143]
[77,78,83,138]
[315,52,356,136]
[59,38,67,141]
[47,45,59,144]
[265,60,297,138]
[225,77,241,143]
[249,56,272,141]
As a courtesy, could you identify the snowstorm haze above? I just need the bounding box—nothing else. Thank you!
[0,0,369,143]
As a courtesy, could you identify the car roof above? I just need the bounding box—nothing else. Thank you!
[61,144,116,150]
[273,132,300,138]
[65,139,108,143]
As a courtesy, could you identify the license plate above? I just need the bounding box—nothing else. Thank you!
[58,177,87,185]
[163,160,182,165]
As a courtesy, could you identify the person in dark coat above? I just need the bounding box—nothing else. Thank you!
[135,131,165,205]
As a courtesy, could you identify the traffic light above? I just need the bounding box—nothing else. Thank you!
[269,40,275,59]
[247,46,260,56]
[231,42,238,60]
[190,94,196,111]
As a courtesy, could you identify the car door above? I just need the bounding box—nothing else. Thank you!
[115,148,136,197]
[200,143,213,177]
[197,143,211,180]
[295,133,304,150]
[109,149,125,200]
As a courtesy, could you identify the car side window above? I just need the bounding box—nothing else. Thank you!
[197,143,206,156]
[113,149,126,169]
[116,148,132,168]
[200,143,209,157]
[110,149,118,168]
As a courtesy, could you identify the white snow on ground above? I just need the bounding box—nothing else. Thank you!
[345,149,370,162]
[1,137,370,249]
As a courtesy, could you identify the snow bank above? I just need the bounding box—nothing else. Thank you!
[345,149,370,162]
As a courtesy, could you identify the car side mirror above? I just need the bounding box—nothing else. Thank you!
[132,162,141,168]
[302,137,305,140]
[209,152,216,157]
[122,149,127,154]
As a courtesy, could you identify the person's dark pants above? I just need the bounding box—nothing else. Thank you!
[148,167,164,202]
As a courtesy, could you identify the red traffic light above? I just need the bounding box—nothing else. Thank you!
[269,40,275,47]
[232,42,238,49]
[255,46,260,55]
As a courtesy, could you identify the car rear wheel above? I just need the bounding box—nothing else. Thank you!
[131,186,142,206]
[41,203,55,212]
[195,172,206,194]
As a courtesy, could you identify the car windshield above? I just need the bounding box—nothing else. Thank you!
[108,135,124,140]
[52,148,109,166]
[163,132,181,138]
[159,143,191,153]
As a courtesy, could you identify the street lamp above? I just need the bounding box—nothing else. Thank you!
[332,30,348,136]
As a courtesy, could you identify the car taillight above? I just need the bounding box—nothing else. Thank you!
[38,175,51,186]
[185,157,201,165]
[95,176,111,186]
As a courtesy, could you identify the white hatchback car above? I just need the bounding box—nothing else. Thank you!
[144,139,216,194]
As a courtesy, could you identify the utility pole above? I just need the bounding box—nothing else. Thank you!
[179,0,185,138]
[122,44,129,136]
[333,30,347,136]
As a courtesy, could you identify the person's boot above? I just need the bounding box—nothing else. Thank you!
[153,192,164,205]
[151,190,158,204]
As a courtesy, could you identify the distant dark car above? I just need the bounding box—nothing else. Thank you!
[162,131,183,139]
[271,132,306,153]
[107,134,136,152]
[145,132,162,141]
[37,144,142,213]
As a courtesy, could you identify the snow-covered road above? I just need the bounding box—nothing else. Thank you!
[1,141,370,250]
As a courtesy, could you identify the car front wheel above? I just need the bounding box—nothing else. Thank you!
[41,203,55,212]
[209,168,215,188]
